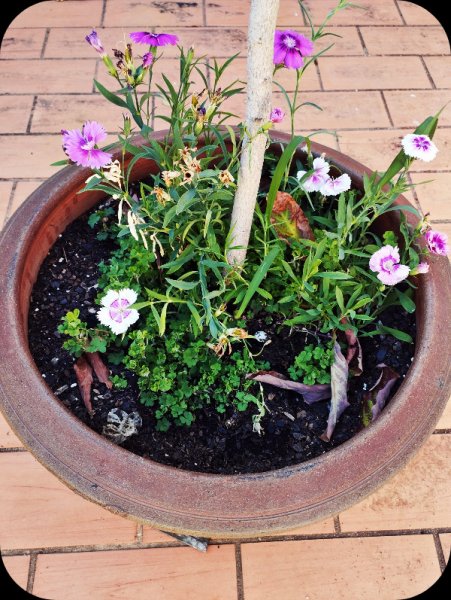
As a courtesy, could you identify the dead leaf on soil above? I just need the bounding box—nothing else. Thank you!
[341,318,363,376]
[74,355,94,415]
[362,363,400,426]
[320,342,350,442]
[270,191,315,242]
[86,351,113,389]
[246,370,331,403]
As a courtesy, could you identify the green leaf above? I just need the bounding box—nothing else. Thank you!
[315,272,351,280]
[235,246,280,318]
[395,289,416,313]
[176,188,197,214]
[94,79,129,109]
[165,277,199,291]
[256,287,273,300]
[335,286,345,314]
[365,325,413,343]
[285,311,318,326]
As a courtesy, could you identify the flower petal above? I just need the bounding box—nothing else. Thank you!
[101,290,120,307]
[118,288,138,306]
[82,120,107,145]
[284,48,304,69]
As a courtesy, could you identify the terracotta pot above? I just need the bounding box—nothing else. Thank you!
[1,131,450,539]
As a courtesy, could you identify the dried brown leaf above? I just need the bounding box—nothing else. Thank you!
[270,191,315,242]
[362,363,400,425]
[86,351,113,389]
[342,319,363,376]
[246,370,331,403]
[74,355,94,415]
[320,342,350,442]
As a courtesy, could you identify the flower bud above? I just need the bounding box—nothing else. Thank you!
[102,54,117,77]
[194,120,204,135]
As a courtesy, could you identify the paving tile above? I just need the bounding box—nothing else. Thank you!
[255,518,336,537]
[436,394,451,429]
[410,172,451,221]
[338,128,451,173]
[7,181,43,221]
[383,90,451,128]
[300,0,404,26]
[0,411,23,448]
[33,546,237,599]
[0,181,13,229]
[31,95,124,133]
[241,535,441,600]
[104,0,204,27]
[0,59,96,94]
[0,135,68,179]
[217,56,321,91]
[423,57,451,89]
[396,1,441,25]
[205,0,249,26]
[163,27,247,59]
[440,533,451,563]
[205,0,333,27]
[339,434,451,531]
[1,555,30,592]
[0,28,46,58]
[319,56,431,90]
[9,0,103,28]
[44,27,133,59]
[309,26,365,56]
[0,96,34,133]
[274,90,391,130]
[0,452,137,550]
[361,26,449,55]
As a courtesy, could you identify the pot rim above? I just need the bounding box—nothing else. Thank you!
[1,130,450,538]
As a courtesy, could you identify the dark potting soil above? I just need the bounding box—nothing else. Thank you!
[28,204,416,474]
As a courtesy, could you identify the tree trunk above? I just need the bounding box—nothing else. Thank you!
[226,0,280,266]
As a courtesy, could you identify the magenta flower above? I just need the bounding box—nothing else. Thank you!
[61,121,112,169]
[85,30,106,56]
[270,107,285,123]
[142,52,154,68]
[274,30,313,69]
[369,245,410,286]
[425,230,448,256]
[97,289,140,335]
[297,157,330,192]
[129,31,178,47]
[401,134,438,162]
[320,173,351,197]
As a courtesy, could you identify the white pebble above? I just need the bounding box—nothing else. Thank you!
[254,330,268,342]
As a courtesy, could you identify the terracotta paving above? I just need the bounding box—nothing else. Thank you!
[0,1,450,597]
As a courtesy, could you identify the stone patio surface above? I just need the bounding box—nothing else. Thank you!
[0,1,450,598]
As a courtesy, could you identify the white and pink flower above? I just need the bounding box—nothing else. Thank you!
[424,230,448,256]
[97,289,140,335]
[369,245,410,286]
[320,173,351,197]
[410,261,429,275]
[401,134,438,162]
[297,157,330,192]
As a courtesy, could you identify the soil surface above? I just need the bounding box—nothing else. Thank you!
[28,204,416,474]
